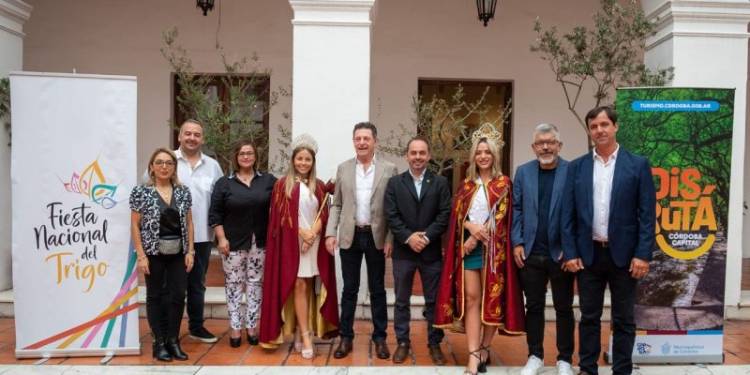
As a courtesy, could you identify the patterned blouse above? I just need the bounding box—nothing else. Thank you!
[129,184,192,256]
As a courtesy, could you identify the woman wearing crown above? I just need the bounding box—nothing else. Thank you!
[434,124,525,375]
[259,134,339,359]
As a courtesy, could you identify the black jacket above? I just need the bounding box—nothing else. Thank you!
[384,170,451,262]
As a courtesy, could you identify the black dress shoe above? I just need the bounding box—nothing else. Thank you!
[152,337,172,362]
[392,342,410,363]
[333,337,353,359]
[166,337,189,361]
[229,336,241,348]
[247,333,259,346]
[428,344,446,366]
[374,340,390,360]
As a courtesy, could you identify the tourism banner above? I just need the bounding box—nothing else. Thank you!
[615,87,733,363]
[10,72,139,357]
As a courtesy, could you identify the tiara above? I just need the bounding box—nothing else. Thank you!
[471,123,504,148]
[291,133,318,154]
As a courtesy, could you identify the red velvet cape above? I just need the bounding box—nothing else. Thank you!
[434,176,525,333]
[259,177,339,344]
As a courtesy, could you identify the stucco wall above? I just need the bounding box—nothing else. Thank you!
[23,0,602,175]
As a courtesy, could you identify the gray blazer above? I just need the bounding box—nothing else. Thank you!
[325,156,398,249]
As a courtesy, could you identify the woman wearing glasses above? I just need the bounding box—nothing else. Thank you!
[209,140,277,347]
[130,148,195,362]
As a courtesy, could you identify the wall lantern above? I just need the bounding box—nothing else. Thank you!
[197,0,215,16]
[476,0,498,27]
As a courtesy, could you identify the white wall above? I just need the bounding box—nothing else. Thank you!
[0,0,32,291]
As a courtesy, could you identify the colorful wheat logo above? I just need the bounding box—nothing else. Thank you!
[62,160,119,209]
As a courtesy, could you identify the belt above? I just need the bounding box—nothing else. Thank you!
[355,225,372,233]
[594,240,609,248]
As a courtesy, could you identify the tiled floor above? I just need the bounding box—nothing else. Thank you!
[0,318,749,366]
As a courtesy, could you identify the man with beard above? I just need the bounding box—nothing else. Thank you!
[174,120,223,343]
[384,136,451,365]
[512,123,574,375]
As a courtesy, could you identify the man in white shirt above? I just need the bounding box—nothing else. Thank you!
[325,122,398,360]
[174,120,223,343]
[561,106,656,375]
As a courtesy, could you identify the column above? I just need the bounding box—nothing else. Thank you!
[289,0,377,314]
[0,0,32,291]
[641,0,750,307]
[288,0,376,180]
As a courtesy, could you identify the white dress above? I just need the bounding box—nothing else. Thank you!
[297,183,320,277]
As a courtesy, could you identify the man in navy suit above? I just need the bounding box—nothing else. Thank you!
[512,123,575,375]
[561,106,656,375]
[384,136,451,365]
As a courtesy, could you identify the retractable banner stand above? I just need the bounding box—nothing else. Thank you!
[10,72,139,358]
[614,87,734,363]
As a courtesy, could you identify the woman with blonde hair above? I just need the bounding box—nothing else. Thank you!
[130,148,195,361]
[434,124,525,374]
[259,134,339,359]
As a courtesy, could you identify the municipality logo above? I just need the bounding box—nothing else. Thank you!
[661,342,672,355]
[636,343,652,355]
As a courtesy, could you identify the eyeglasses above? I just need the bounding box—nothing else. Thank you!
[238,152,255,157]
[153,160,176,167]
[533,140,559,148]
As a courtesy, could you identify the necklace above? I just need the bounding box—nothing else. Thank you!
[295,176,309,184]
[155,185,172,203]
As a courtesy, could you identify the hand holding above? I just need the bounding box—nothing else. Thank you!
[466,222,490,243]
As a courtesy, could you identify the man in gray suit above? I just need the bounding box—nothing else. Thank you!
[326,122,398,360]
[511,123,574,375]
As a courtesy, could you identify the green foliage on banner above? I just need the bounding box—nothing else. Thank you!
[616,88,734,231]
[531,0,673,144]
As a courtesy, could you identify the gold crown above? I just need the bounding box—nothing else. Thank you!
[471,123,504,148]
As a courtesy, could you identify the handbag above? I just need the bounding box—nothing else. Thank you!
[158,238,182,255]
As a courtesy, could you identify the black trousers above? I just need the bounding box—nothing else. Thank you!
[578,244,638,375]
[339,230,388,341]
[146,253,187,338]
[393,257,444,346]
[187,241,212,332]
[518,253,575,363]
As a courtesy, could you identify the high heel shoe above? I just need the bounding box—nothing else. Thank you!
[300,331,315,359]
[463,348,482,375]
[246,331,259,346]
[477,345,491,373]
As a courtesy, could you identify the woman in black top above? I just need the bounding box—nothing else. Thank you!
[209,140,277,347]
[130,148,194,362]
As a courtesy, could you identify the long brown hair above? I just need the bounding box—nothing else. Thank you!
[284,146,317,198]
[147,148,180,186]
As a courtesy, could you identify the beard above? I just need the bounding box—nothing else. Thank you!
[537,155,557,166]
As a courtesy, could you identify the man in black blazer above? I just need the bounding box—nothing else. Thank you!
[562,106,656,375]
[384,136,452,365]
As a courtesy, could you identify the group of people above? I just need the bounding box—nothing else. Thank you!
[129,104,656,375]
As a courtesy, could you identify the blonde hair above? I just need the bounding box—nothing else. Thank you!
[465,138,502,182]
[147,148,181,186]
[284,146,318,198]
